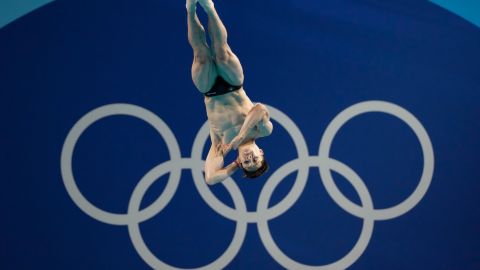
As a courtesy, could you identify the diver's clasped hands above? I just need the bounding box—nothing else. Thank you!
[220,134,245,156]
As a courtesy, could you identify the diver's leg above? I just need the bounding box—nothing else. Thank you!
[187,0,217,93]
[199,0,244,86]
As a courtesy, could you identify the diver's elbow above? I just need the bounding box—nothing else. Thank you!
[254,103,268,114]
[205,174,224,185]
[205,178,216,185]
[205,175,216,185]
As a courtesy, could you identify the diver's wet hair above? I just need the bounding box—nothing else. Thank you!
[242,159,269,179]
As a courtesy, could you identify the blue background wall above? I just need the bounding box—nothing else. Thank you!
[1,0,479,269]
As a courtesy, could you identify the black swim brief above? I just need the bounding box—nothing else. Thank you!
[204,76,242,97]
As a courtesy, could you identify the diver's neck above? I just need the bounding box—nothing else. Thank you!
[237,139,255,151]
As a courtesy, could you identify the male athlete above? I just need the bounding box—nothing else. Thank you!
[186,0,273,185]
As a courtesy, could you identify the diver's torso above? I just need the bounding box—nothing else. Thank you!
[205,88,255,144]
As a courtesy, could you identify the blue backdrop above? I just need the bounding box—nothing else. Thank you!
[1,0,479,269]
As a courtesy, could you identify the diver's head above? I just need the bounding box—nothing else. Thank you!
[237,140,269,178]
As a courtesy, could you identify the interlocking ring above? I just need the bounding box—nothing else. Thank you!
[61,101,434,269]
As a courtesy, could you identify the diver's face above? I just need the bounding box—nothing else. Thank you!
[238,144,264,172]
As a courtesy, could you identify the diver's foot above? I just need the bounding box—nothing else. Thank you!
[186,0,197,11]
[198,0,214,12]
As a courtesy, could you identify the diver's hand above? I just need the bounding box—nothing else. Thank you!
[216,143,233,156]
[222,144,232,156]
[215,143,224,156]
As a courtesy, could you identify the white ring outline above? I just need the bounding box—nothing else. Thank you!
[60,103,182,225]
[126,160,248,270]
[257,157,374,270]
[318,101,435,220]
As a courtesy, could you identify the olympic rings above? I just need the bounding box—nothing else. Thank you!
[60,101,434,269]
